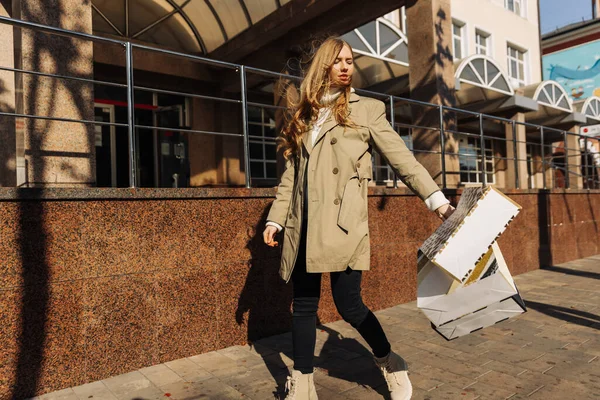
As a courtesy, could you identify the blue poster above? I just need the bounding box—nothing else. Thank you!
[543,40,600,102]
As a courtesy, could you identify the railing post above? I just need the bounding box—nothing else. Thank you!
[390,95,398,188]
[240,65,251,189]
[563,130,570,189]
[540,126,546,190]
[479,113,486,186]
[125,42,137,188]
[512,120,519,189]
[439,104,446,189]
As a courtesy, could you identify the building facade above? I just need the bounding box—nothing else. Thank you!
[0,1,599,398]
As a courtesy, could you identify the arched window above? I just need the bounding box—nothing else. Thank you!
[455,55,514,96]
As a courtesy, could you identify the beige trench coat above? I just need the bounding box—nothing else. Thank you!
[267,92,440,282]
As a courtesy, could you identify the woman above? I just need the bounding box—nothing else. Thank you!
[263,38,455,400]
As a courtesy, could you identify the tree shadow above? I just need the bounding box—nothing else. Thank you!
[405,1,458,186]
[9,1,93,398]
[524,300,600,330]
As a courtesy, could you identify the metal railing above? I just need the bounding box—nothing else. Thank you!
[0,15,599,191]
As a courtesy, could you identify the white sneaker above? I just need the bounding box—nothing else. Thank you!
[284,369,318,400]
[375,351,413,400]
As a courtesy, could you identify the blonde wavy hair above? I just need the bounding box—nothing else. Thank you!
[279,37,355,160]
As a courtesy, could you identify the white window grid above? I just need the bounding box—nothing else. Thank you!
[458,134,496,184]
[372,125,413,184]
[475,30,490,56]
[248,106,278,181]
[507,45,527,87]
[452,21,466,60]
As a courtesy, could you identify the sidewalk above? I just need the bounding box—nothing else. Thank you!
[33,255,600,400]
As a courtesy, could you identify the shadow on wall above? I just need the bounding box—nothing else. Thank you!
[538,191,552,267]
[237,204,293,397]
[10,0,92,398]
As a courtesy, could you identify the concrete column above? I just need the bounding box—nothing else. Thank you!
[406,0,459,187]
[15,0,95,187]
[0,0,17,186]
[505,113,529,189]
[566,126,583,189]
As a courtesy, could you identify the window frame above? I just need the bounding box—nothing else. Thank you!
[452,19,467,61]
[506,43,528,87]
[505,0,526,18]
[474,29,491,56]
[458,134,496,185]
[247,106,278,183]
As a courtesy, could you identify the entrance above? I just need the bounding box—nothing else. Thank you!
[93,93,189,188]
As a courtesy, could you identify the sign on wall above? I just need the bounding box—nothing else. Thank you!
[543,40,600,102]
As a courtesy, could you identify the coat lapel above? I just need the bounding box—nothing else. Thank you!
[312,113,338,148]
[301,130,312,154]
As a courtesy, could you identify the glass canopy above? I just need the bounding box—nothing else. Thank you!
[581,96,600,121]
[455,55,514,96]
[532,81,573,112]
[91,0,292,54]
[341,17,409,89]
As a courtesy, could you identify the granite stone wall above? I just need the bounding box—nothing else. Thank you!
[0,188,598,397]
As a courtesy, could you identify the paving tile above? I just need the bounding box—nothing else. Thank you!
[71,381,117,400]
[29,388,79,400]
[112,386,165,400]
[164,358,213,383]
[337,383,387,399]
[424,384,479,400]
[139,363,184,388]
[313,369,359,393]
[159,378,245,399]
[101,371,154,398]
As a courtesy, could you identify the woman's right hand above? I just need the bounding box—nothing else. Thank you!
[263,225,279,247]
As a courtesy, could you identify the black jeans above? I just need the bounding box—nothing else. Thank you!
[291,220,391,374]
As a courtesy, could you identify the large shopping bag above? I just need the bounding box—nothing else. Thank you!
[417,186,526,340]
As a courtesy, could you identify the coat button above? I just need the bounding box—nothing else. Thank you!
[333,198,340,205]
[356,162,361,168]
[332,167,339,174]
[330,137,337,144]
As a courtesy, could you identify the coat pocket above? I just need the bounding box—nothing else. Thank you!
[337,176,367,233]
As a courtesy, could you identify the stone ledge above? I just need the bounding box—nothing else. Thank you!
[0,186,599,201]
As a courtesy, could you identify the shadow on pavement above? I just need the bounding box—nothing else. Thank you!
[542,265,600,280]
[314,324,390,399]
[524,300,600,330]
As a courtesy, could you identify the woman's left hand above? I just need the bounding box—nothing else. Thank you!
[435,204,455,221]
